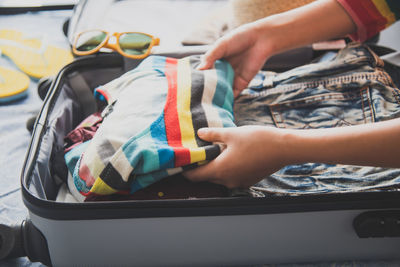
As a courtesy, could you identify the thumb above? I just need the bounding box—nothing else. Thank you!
[197,40,227,70]
[197,128,226,143]
[197,54,215,70]
[233,75,250,98]
[197,54,217,70]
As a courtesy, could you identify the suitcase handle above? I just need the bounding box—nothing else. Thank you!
[354,210,400,238]
[0,220,51,266]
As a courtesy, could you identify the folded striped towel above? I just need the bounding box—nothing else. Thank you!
[69,55,236,200]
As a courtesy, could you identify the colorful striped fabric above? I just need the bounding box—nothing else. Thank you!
[337,0,400,42]
[68,55,235,200]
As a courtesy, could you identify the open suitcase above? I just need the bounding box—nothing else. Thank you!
[2,0,400,264]
[1,43,400,266]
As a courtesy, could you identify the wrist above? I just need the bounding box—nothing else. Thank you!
[257,127,305,166]
[273,128,323,166]
[251,17,282,58]
[279,128,308,165]
[249,0,357,58]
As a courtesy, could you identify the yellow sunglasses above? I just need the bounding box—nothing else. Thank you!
[72,30,160,59]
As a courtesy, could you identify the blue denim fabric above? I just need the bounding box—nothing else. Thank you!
[234,43,400,195]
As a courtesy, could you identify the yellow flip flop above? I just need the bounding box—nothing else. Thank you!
[0,29,73,79]
[0,66,29,103]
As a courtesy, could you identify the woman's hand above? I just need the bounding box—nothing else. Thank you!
[198,23,273,98]
[198,0,356,97]
[184,126,290,189]
[184,118,400,189]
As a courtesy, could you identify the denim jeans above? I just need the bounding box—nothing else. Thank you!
[234,43,400,195]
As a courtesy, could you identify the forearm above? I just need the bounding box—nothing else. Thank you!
[280,118,400,168]
[185,120,400,187]
[252,0,357,57]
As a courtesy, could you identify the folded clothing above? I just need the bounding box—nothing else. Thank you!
[64,111,103,153]
[63,108,232,202]
[66,55,236,201]
[234,43,400,195]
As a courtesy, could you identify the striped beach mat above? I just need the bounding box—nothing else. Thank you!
[66,55,236,200]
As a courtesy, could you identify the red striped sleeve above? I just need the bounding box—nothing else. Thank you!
[337,0,389,42]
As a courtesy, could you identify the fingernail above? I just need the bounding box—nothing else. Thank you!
[197,128,208,136]
[197,62,206,70]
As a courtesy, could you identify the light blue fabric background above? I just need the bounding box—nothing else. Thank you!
[0,10,72,267]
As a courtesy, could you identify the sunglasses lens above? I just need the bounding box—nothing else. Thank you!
[75,30,107,52]
[119,33,152,56]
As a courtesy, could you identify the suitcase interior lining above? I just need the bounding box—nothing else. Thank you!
[27,59,128,201]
